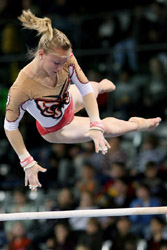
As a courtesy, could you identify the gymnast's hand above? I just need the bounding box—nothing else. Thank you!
[88,130,110,155]
[24,163,47,192]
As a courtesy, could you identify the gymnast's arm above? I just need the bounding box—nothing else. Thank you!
[83,92,101,122]
[4,89,46,191]
[5,128,29,157]
[82,92,110,153]
[5,127,46,189]
[4,88,31,157]
[69,54,110,153]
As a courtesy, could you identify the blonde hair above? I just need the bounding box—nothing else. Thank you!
[18,9,72,56]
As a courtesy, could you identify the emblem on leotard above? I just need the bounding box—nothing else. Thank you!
[35,93,70,119]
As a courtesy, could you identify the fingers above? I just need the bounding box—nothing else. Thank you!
[98,146,109,155]
[28,180,41,192]
[25,177,28,187]
[34,174,42,188]
[89,130,110,154]
[105,139,111,149]
[26,177,41,192]
[95,138,110,155]
[28,178,42,192]
[101,139,111,155]
[29,185,38,192]
[24,164,46,191]
[39,166,47,173]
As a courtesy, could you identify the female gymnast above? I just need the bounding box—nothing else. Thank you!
[4,10,161,191]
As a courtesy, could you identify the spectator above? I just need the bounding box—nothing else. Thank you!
[4,190,35,233]
[110,178,134,208]
[76,162,101,197]
[46,144,74,187]
[160,244,167,250]
[142,161,166,201]
[146,217,167,250]
[129,183,162,237]
[55,188,76,211]
[142,57,167,120]
[136,134,165,173]
[113,69,141,119]
[42,154,59,189]
[77,218,103,250]
[0,228,7,249]
[69,191,98,232]
[109,162,128,180]
[72,141,104,181]
[75,244,91,250]
[110,217,139,250]
[7,221,32,250]
[31,195,58,242]
[97,177,133,209]
[98,13,122,48]
[0,0,9,19]
[112,9,138,73]
[45,221,75,250]
[124,239,138,250]
[131,3,167,67]
[21,0,41,14]
[101,137,128,176]
[145,2,167,46]
[47,0,72,17]
[36,188,75,237]
[1,23,22,55]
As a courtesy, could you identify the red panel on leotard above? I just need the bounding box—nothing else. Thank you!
[36,98,74,135]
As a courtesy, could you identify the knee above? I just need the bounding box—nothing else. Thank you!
[100,79,116,91]
[102,118,113,135]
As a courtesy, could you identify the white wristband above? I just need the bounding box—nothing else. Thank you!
[24,161,37,171]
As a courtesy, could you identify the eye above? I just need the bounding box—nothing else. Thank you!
[54,62,60,65]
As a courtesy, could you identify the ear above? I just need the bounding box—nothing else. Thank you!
[38,49,44,57]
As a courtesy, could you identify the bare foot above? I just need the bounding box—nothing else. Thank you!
[99,79,116,94]
[128,117,161,131]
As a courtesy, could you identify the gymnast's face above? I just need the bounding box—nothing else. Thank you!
[39,47,71,77]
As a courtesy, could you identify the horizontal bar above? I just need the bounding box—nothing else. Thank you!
[0,206,167,221]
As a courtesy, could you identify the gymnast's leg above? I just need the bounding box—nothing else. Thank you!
[70,79,115,113]
[43,78,160,145]
[42,116,161,144]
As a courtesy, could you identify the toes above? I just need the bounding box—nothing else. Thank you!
[129,117,161,131]
[156,117,161,123]
[146,118,161,131]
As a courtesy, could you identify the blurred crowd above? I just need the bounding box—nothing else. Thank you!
[0,132,167,249]
[0,0,167,249]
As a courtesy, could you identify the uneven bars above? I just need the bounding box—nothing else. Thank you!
[0,206,167,221]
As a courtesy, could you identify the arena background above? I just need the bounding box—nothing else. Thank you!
[0,0,167,249]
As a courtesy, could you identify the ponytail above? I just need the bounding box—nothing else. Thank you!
[18,10,71,56]
[18,9,53,40]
